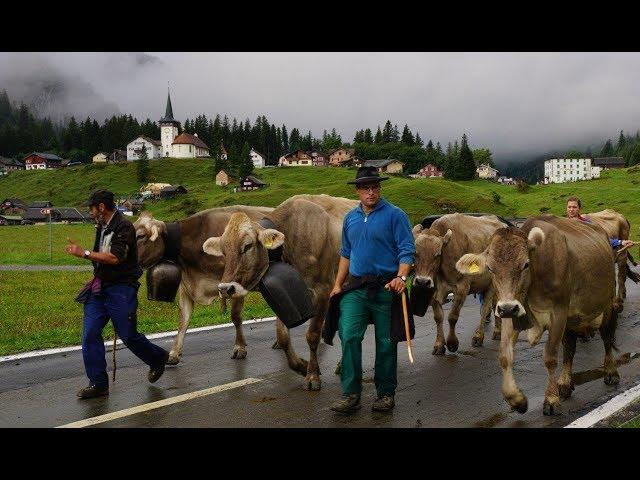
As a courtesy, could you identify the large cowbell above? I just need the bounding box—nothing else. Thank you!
[258,261,315,329]
[146,261,182,302]
[410,283,435,317]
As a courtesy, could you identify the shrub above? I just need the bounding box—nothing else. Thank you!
[491,191,501,204]
[515,180,530,193]
[539,206,550,213]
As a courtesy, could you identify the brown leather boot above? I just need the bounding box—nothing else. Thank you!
[330,394,361,413]
[372,395,395,412]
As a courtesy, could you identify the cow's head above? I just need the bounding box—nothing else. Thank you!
[456,226,545,318]
[133,212,167,268]
[412,224,452,289]
[202,212,284,298]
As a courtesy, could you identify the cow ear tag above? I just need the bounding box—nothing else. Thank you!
[264,236,274,248]
[469,262,480,273]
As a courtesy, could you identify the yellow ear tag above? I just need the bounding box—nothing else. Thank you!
[264,237,274,248]
[469,262,480,273]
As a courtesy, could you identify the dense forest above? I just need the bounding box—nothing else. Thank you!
[0,89,495,180]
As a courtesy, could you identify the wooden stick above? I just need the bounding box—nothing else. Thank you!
[401,290,414,364]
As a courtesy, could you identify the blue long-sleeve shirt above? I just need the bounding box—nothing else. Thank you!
[340,198,415,277]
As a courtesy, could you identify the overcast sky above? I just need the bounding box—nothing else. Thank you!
[1,52,640,162]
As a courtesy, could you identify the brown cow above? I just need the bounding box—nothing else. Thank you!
[413,213,507,354]
[134,205,273,364]
[586,209,638,307]
[456,215,619,415]
[202,194,358,390]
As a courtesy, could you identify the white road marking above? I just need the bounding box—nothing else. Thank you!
[564,382,640,428]
[56,377,263,428]
[0,317,277,363]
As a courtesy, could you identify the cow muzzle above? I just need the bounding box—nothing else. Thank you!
[413,276,434,288]
[218,282,248,298]
[496,301,525,318]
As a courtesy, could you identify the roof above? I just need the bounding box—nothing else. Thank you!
[129,135,162,147]
[171,133,209,149]
[93,152,107,156]
[160,185,187,193]
[0,156,24,167]
[328,147,355,156]
[24,152,63,161]
[244,175,266,185]
[250,148,266,159]
[2,198,26,206]
[160,90,178,124]
[593,157,626,167]
[29,201,53,208]
[55,207,85,220]
[23,207,58,221]
[0,215,23,221]
[363,159,405,168]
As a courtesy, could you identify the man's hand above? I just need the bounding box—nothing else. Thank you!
[622,240,636,248]
[329,285,342,298]
[385,277,406,294]
[65,237,85,258]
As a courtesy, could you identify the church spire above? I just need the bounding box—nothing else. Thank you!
[164,87,174,120]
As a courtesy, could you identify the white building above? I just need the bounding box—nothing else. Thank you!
[92,152,107,163]
[543,158,599,184]
[172,133,210,158]
[250,148,266,168]
[127,136,162,160]
[477,163,499,179]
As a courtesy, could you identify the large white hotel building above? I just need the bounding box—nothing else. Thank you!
[543,158,601,184]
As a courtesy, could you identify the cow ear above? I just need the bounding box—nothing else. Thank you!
[528,227,545,250]
[149,225,159,242]
[258,228,285,250]
[456,253,486,275]
[203,236,223,256]
[442,229,453,246]
[412,224,424,237]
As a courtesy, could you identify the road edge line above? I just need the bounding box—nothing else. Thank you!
[564,381,640,428]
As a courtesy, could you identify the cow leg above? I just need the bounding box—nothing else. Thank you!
[432,301,446,355]
[230,296,247,359]
[492,315,502,341]
[303,310,325,391]
[600,308,620,386]
[542,308,565,416]
[499,317,527,413]
[616,254,627,305]
[446,284,469,352]
[558,330,577,399]
[472,287,494,347]
[168,284,193,365]
[275,317,309,377]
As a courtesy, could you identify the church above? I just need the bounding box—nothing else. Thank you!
[126,90,210,160]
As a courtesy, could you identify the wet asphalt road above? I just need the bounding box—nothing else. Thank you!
[2,286,640,428]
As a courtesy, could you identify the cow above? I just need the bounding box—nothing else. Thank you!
[134,205,274,364]
[412,213,507,354]
[586,209,638,307]
[202,194,358,390]
[456,215,619,415]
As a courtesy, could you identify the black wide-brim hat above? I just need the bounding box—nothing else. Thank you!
[347,166,390,185]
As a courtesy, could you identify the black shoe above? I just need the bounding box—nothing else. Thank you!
[330,394,361,414]
[372,395,395,412]
[77,384,109,399]
[148,351,170,383]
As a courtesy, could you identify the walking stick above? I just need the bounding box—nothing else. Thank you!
[401,290,414,364]
[112,333,117,382]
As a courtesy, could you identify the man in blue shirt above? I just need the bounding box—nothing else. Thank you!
[329,166,415,414]
[566,196,635,249]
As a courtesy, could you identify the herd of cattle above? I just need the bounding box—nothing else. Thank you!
[133,194,638,416]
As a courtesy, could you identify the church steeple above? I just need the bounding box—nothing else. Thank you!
[161,87,176,122]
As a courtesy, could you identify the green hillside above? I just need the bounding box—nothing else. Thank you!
[1,159,639,230]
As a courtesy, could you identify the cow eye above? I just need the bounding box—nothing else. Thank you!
[136,234,146,241]
[522,262,529,270]
[242,243,252,254]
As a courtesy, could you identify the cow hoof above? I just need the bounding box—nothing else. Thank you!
[492,331,501,341]
[543,400,562,416]
[303,375,322,391]
[271,340,282,350]
[231,346,247,359]
[446,338,459,353]
[471,334,484,348]
[508,395,528,414]
[334,361,342,375]
[432,345,446,356]
[604,372,620,386]
[558,382,574,399]
[167,355,180,365]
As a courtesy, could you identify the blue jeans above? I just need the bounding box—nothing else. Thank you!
[82,284,167,388]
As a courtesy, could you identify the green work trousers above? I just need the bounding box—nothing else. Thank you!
[338,287,397,397]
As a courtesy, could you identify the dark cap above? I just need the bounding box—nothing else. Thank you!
[347,166,389,185]
[84,189,115,208]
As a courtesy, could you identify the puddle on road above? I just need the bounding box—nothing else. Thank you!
[251,396,278,403]
[571,352,640,386]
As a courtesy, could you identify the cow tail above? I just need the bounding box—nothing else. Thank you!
[627,251,637,267]
[626,262,640,283]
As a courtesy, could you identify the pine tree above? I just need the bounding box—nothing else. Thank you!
[382,120,393,143]
[401,124,414,145]
[456,134,476,180]
[136,144,150,182]
[282,125,289,152]
[600,139,614,156]
[414,132,423,147]
[391,124,400,143]
[617,130,626,153]
[238,141,253,178]
[363,128,373,144]
[629,144,640,166]
[374,126,383,144]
